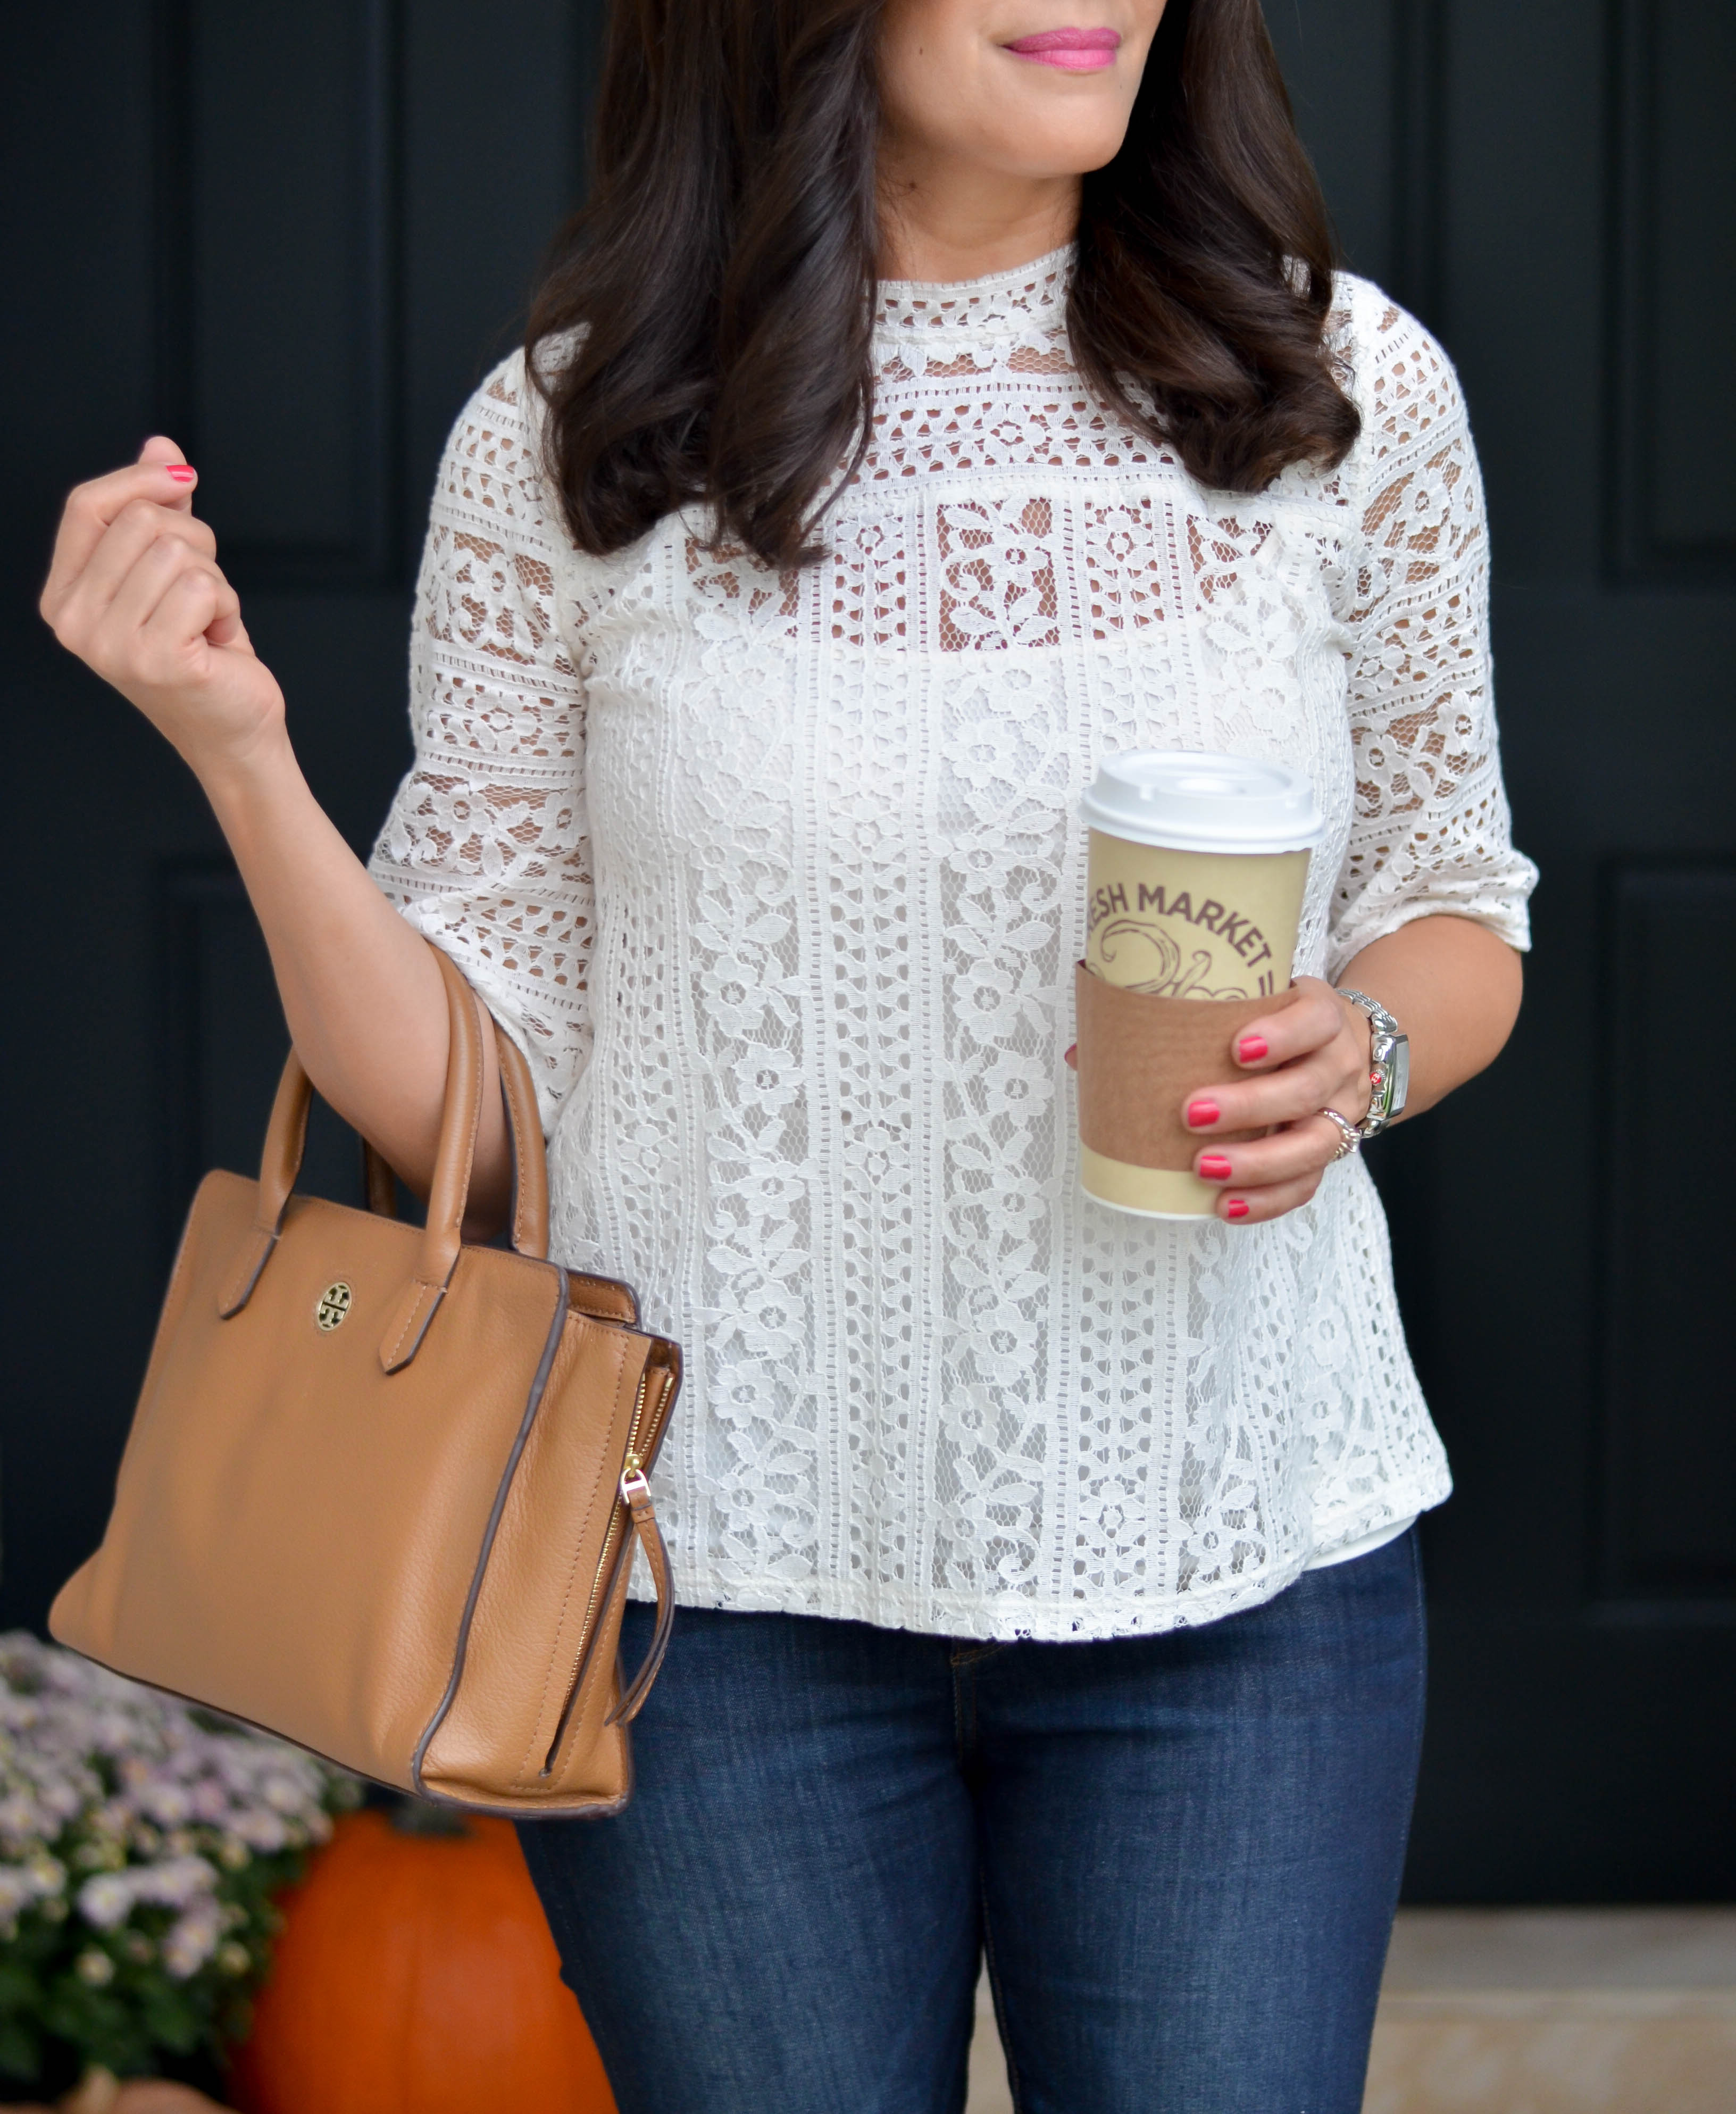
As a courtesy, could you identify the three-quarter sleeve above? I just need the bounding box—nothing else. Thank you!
[369,353,594,1129]
[1327,287,1538,979]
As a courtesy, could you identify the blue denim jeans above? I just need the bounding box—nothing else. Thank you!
[519,1530,1425,2114]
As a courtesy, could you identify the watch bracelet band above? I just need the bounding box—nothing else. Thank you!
[1334,987,1407,1139]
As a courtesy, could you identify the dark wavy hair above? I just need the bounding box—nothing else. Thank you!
[527,0,1359,569]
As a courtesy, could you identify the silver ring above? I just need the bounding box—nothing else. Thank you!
[1318,1108,1362,1162]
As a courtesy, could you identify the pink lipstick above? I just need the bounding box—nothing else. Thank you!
[1004,26,1122,71]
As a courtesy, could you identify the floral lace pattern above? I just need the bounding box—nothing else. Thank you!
[369,365,596,1104]
[370,259,1535,1641]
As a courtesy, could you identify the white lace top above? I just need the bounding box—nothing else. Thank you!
[369,255,1535,1642]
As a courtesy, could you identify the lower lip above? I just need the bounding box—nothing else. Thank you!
[1005,33,1121,72]
[1007,44,1117,70]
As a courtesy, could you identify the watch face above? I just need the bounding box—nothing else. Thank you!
[1389,1035,1410,1114]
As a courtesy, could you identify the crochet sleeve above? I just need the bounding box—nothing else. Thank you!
[1327,286,1538,978]
[368,353,594,1129]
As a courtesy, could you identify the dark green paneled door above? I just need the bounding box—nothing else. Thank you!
[2,0,599,1629]
[1270,0,1736,1897]
[5,2,1732,1899]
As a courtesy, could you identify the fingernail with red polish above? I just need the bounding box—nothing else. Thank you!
[1226,1199,1250,1221]
[1238,1035,1268,1063]
[166,466,196,483]
[1186,1100,1220,1128]
[1199,1154,1232,1180]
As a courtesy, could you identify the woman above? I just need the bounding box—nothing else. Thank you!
[40,1,1535,2107]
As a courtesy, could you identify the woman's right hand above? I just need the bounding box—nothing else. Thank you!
[39,436,285,786]
[37,437,512,1227]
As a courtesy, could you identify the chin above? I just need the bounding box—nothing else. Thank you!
[991,120,1131,180]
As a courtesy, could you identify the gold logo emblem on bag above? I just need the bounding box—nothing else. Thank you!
[314,1281,353,1332]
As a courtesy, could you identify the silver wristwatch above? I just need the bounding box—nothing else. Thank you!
[1335,989,1409,1139]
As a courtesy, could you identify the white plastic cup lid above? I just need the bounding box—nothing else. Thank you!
[1081,750,1324,854]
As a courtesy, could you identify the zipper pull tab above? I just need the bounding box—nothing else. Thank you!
[620,1451,649,1503]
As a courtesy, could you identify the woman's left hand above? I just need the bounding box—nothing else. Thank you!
[1182,977,1374,1225]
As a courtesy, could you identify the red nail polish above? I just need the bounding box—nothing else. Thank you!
[1186,1100,1220,1128]
[166,465,196,482]
[1226,1199,1250,1221]
[1199,1154,1232,1180]
[1238,1035,1268,1063]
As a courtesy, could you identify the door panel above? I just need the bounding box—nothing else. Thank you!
[1271,0,1736,1897]
[1,0,597,1632]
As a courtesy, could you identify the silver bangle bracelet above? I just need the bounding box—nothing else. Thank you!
[1334,987,1409,1139]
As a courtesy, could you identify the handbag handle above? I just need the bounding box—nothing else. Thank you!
[358,1021,549,1261]
[217,945,553,1373]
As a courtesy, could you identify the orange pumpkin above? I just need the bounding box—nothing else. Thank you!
[229,1810,615,2114]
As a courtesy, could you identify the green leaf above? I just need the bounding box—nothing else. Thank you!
[0,2017,43,2081]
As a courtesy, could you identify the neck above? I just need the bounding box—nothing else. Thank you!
[875,135,1079,281]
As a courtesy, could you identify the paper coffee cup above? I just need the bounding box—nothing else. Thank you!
[1078,751,1324,1219]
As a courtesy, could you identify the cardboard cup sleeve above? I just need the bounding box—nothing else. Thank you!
[1073,963,1305,1169]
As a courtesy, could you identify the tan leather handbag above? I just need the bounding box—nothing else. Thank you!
[52,944,681,1817]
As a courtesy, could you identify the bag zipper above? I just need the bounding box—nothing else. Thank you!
[539,1360,674,1777]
